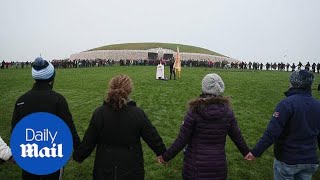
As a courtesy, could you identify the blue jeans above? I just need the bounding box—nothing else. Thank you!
[273,159,318,180]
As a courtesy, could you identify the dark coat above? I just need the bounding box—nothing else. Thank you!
[73,101,166,180]
[11,82,81,178]
[162,97,249,180]
[11,82,80,148]
[252,88,320,165]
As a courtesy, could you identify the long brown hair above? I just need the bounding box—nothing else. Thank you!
[105,74,133,110]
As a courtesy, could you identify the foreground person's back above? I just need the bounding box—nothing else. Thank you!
[161,73,249,180]
[73,74,166,180]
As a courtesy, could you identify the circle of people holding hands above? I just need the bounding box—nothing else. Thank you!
[1,57,320,180]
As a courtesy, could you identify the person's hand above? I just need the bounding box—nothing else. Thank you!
[156,155,167,166]
[244,152,256,161]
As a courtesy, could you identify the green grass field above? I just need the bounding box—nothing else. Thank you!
[1,66,320,179]
[88,42,225,57]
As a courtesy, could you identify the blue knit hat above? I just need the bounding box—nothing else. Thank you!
[32,57,55,81]
[290,70,314,89]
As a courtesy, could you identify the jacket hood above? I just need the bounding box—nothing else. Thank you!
[284,88,312,97]
[189,95,231,120]
[103,100,137,107]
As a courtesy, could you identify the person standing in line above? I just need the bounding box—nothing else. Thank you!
[11,57,81,180]
[169,58,176,80]
[286,63,290,72]
[246,70,320,180]
[298,62,303,70]
[158,73,250,180]
[1,60,5,69]
[291,63,296,72]
[73,74,166,180]
[305,62,310,71]
[311,63,316,73]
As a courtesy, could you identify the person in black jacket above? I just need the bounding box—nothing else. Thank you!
[169,58,176,80]
[73,74,166,180]
[11,57,80,180]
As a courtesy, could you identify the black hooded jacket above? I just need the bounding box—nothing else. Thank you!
[11,82,80,149]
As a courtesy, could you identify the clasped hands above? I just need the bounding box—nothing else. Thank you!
[244,152,256,161]
[156,155,167,166]
[156,152,256,166]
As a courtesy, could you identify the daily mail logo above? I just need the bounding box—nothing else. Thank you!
[11,112,73,175]
[21,128,62,158]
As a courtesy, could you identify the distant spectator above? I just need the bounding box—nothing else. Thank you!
[169,58,176,80]
[312,63,316,73]
[291,63,296,72]
[286,63,290,72]
[298,61,303,70]
[305,62,310,71]
[1,60,4,69]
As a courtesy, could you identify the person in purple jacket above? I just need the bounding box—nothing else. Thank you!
[246,70,320,180]
[158,73,250,180]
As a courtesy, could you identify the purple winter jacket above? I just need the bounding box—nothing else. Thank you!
[162,99,249,180]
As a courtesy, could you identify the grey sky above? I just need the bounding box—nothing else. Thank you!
[1,0,319,64]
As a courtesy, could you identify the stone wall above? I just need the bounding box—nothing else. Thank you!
[70,50,239,63]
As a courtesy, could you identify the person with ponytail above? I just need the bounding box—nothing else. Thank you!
[73,74,166,180]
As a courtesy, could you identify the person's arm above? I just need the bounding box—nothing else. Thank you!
[251,101,290,157]
[0,136,12,161]
[227,110,250,156]
[11,99,22,132]
[162,111,196,162]
[140,111,166,156]
[318,136,320,150]
[57,95,80,149]
[73,109,100,163]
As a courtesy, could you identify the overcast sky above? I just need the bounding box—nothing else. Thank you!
[1,0,319,64]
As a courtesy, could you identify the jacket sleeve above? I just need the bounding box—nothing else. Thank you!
[227,110,250,156]
[73,109,100,163]
[252,101,291,157]
[11,99,22,132]
[56,95,80,149]
[318,136,320,150]
[0,136,12,161]
[162,111,195,162]
[140,111,166,156]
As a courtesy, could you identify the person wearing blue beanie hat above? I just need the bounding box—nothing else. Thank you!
[32,57,55,83]
[11,57,80,179]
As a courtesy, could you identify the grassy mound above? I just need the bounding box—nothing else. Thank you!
[88,42,226,57]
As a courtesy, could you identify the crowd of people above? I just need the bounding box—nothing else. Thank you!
[1,57,320,180]
[2,59,320,73]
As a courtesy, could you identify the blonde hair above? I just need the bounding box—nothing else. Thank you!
[105,74,133,110]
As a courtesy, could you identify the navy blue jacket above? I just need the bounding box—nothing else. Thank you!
[252,88,320,165]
